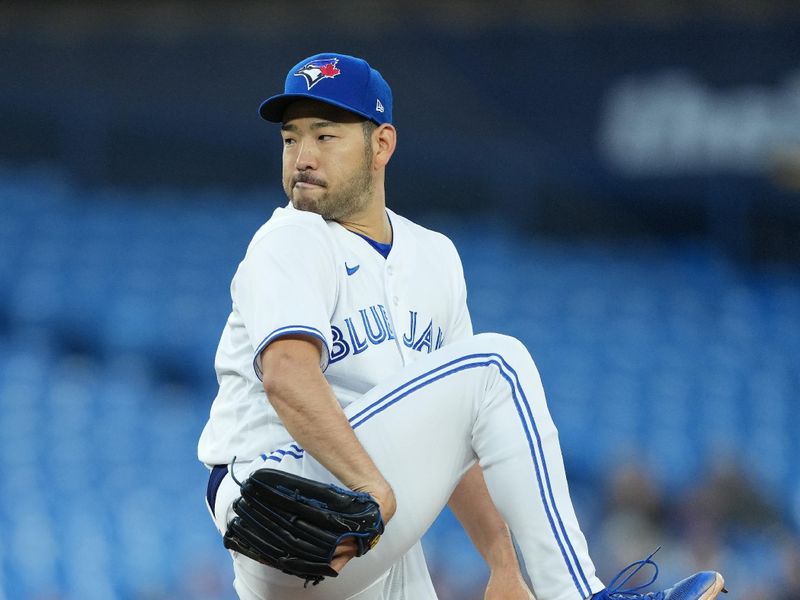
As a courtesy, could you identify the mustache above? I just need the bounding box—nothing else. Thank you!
[293,173,327,187]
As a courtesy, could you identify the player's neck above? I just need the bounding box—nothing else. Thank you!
[338,200,392,244]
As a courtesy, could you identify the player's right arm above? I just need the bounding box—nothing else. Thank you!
[233,212,396,527]
[259,334,396,524]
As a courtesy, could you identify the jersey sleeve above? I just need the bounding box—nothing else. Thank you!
[233,222,338,379]
[446,241,473,344]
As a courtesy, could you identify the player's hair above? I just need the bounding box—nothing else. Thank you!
[361,120,377,145]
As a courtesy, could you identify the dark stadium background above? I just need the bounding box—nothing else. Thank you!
[1,2,799,599]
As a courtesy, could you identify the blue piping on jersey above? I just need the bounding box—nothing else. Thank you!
[261,447,305,463]
[351,212,393,258]
[347,352,592,600]
[353,231,392,259]
[499,352,594,599]
[259,445,306,465]
[253,325,330,380]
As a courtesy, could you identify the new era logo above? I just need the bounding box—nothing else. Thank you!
[376,99,385,113]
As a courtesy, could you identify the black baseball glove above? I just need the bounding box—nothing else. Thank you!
[223,467,385,586]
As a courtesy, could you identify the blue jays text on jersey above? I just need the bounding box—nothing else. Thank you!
[329,305,445,365]
[198,205,472,466]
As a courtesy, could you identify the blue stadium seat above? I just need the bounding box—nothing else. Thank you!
[0,168,798,599]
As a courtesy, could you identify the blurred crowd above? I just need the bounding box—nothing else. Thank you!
[429,458,800,600]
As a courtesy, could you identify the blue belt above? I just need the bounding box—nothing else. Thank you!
[206,464,229,517]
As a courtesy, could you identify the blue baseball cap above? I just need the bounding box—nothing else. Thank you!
[259,53,393,125]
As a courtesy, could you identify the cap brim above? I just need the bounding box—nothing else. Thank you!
[259,93,375,123]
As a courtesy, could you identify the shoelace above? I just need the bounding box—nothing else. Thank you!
[604,547,664,600]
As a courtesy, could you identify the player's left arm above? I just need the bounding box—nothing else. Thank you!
[448,466,535,599]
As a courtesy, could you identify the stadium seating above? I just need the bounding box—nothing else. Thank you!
[0,166,797,599]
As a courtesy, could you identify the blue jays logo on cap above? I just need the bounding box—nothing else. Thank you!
[259,52,393,126]
[294,58,342,90]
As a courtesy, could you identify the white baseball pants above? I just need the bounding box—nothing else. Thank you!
[210,333,605,600]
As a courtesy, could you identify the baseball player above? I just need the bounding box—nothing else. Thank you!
[198,53,727,600]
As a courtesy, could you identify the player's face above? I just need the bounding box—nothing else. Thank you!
[280,100,374,221]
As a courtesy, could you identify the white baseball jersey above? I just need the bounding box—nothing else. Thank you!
[198,203,472,466]
[199,203,605,600]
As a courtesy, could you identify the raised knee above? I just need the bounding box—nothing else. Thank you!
[474,332,526,352]
[473,332,534,364]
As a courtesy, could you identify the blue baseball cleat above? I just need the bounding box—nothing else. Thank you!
[593,549,726,600]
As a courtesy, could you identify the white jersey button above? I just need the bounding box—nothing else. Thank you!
[387,265,394,275]
[393,296,399,306]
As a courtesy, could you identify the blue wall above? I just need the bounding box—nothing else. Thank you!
[4,20,800,201]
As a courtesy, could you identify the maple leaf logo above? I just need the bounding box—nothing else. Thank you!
[319,63,340,78]
[294,58,342,90]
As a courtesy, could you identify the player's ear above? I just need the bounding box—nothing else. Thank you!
[372,124,396,169]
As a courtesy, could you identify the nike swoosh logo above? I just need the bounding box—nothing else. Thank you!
[345,263,360,276]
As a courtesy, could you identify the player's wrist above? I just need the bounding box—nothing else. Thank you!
[355,481,396,523]
[485,569,535,600]
[378,486,397,523]
[484,543,523,574]
[488,560,523,575]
